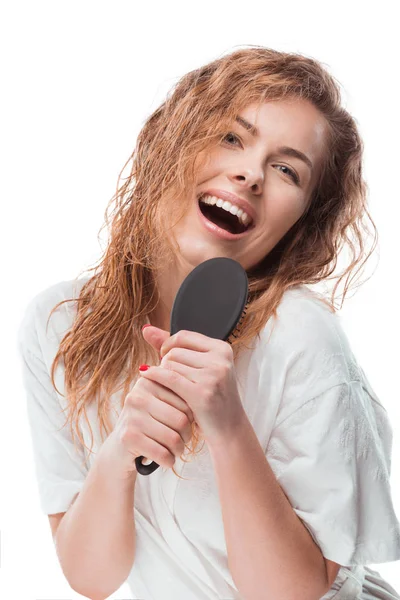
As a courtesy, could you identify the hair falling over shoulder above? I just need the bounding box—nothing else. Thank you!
[47,45,378,479]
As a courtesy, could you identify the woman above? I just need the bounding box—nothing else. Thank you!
[17,46,400,599]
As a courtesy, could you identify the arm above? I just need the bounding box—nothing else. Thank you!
[207,414,333,600]
[54,441,137,600]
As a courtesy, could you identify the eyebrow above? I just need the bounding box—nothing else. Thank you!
[235,116,313,172]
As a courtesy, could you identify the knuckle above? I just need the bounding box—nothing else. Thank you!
[176,412,189,430]
[125,391,135,405]
[159,447,172,464]
[175,331,186,345]
[131,392,146,409]
[168,347,180,361]
[170,430,182,449]
[126,390,139,405]
[222,361,231,374]
[221,340,233,356]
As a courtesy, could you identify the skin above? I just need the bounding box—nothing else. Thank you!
[148,98,328,331]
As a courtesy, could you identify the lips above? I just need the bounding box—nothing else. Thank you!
[196,198,254,240]
[198,189,257,226]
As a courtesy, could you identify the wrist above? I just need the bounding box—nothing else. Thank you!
[206,409,251,454]
[96,434,138,486]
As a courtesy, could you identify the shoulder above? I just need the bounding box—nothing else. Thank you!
[264,284,347,358]
[257,285,375,420]
[17,276,91,362]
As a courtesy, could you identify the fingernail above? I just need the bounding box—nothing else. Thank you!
[139,364,150,371]
[142,324,151,331]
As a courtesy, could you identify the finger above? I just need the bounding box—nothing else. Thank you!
[143,395,194,446]
[161,348,209,372]
[138,376,195,423]
[139,365,194,408]
[160,330,216,359]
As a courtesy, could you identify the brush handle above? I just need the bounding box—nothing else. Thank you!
[135,456,160,474]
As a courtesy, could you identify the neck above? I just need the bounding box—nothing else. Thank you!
[148,265,182,332]
[148,302,171,332]
[148,257,201,331]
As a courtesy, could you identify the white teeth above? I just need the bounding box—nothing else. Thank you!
[199,195,252,227]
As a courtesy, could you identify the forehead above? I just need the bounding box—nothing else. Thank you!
[239,99,327,161]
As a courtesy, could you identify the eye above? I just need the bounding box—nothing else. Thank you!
[274,165,300,185]
[222,132,242,147]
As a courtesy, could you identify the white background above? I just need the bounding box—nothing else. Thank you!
[1,1,399,598]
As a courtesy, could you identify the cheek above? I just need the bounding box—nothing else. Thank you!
[195,148,231,180]
[266,191,306,223]
[194,151,215,177]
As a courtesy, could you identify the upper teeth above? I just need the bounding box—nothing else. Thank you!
[200,195,253,227]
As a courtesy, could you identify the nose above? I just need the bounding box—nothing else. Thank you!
[229,167,264,196]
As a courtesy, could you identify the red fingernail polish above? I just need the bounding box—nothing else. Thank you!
[142,324,151,331]
[139,364,149,371]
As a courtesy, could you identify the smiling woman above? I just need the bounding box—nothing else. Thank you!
[188,96,328,264]
[17,45,400,600]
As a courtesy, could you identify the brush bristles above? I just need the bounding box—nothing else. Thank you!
[227,301,249,344]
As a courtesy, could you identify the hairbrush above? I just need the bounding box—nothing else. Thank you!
[135,256,249,475]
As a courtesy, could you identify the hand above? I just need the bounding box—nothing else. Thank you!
[100,373,195,478]
[140,326,247,446]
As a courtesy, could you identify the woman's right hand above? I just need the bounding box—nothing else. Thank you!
[99,372,195,479]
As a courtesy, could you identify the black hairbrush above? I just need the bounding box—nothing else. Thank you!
[135,257,249,476]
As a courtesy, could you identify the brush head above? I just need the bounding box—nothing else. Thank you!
[170,257,249,341]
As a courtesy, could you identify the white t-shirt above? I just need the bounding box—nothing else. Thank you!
[17,276,400,600]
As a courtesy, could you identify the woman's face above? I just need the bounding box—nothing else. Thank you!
[170,98,328,273]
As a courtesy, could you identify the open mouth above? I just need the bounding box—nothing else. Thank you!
[198,196,251,235]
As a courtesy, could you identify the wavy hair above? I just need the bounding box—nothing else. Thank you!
[47,45,378,479]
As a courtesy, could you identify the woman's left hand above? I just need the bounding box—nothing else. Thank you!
[140,326,247,446]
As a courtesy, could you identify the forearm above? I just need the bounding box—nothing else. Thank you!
[55,442,136,599]
[207,414,329,600]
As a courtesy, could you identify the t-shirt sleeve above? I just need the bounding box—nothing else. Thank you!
[17,293,88,516]
[266,380,400,566]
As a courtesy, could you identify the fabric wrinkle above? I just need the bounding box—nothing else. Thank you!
[17,280,400,599]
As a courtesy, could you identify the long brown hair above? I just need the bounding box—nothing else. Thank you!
[47,46,378,478]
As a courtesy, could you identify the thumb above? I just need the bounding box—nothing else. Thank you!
[141,324,170,354]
